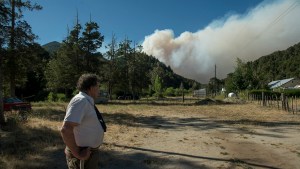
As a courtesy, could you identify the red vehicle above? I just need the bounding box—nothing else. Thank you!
[3,97,32,112]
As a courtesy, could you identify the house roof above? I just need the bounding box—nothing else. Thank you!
[268,78,295,89]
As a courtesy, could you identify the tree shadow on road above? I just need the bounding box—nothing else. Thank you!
[103,111,300,138]
[100,145,211,169]
[100,143,281,169]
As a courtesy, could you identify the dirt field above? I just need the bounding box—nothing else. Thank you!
[1,101,300,169]
[98,102,300,169]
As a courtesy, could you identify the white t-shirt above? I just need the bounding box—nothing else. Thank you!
[64,92,104,148]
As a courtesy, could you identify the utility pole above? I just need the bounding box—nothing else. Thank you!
[180,82,185,103]
[214,64,217,97]
[215,64,216,81]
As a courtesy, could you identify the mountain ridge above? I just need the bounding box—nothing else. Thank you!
[42,41,61,54]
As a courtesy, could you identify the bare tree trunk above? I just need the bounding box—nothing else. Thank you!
[0,53,5,125]
[108,81,113,100]
[291,96,294,114]
[9,0,16,97]
[296,96,298,114]
[10,72,15,96]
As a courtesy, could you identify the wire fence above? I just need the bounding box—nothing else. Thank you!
[249,92,299,114]
[109,95,205,105]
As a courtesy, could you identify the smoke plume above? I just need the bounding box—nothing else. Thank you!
[142,0,300,83]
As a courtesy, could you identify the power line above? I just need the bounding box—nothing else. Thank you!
[255,1,298,39]
[234,1,299,58]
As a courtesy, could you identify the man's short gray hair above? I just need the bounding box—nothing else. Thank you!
[77,74,99,92]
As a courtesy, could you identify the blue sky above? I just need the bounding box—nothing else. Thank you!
[23,0,300,82]
[24,0,263,46]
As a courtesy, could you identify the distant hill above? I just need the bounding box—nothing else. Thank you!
[42,41,61,54]
[118,54,201,90]
[249,41,300,84]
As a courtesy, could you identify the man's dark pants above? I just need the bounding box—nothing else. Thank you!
[65,147,100,169]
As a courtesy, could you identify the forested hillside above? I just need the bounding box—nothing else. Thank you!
[252,42,300,82]
[225,42,300,92]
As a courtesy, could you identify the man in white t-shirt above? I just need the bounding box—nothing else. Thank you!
[61,74,106,169]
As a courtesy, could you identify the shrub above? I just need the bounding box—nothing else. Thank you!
[249,89,300,97]
[57,93,67,102]
[153,92,164,99]
[164,87,175,96]
[174,88,188,96]
[47,92,67,102]
[47,92,57,102]
[283,89,300,97]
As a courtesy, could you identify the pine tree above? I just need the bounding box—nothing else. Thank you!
[64,14,83,74]
[133,51,152,96]
[116,38,132,95]
[0,0,10,125]
[80,18,104,72]
[105,34,118,99]
[6,0,42,97]
[45,16,104,95]
[45,42,79,92]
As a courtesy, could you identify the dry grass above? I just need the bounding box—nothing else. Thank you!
[0,101,299,168]
[101,102,300,123]
[0,102,66,169]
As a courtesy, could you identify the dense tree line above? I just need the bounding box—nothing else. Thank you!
[43,28,200,100]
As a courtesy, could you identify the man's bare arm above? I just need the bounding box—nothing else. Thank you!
[60,121,90,160]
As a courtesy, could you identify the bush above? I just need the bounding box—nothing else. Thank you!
[47,92,67,102]
[164,87,175,96]
[47,92,57,102]
[57,93,67,102]
[173,88,188,97]
[249,89,300,97]
[283,89,300,97]
[153,92,164,99]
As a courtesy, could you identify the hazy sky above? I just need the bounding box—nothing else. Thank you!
[24,0,300,83]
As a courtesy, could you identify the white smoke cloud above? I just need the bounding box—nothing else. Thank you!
[142,0,300,83]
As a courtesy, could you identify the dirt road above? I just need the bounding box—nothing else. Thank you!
[99,103,300,169]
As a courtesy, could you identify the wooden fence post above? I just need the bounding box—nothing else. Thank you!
[296,96,298,114]
[292,96,294,114]
[281,93,285,111]
[276,95,279,109]
[286,96,289,112]
[262,92,264,106]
